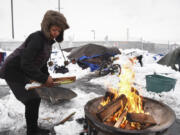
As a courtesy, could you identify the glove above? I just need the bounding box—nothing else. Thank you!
[48,61,54,66]
[64,61,69,66]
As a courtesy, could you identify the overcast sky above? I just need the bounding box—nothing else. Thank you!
[0,0,180,43]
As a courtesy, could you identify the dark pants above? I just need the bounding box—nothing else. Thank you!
[5,80,41,134]
[25,98,41,134]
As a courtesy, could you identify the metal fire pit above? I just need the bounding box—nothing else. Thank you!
[84,96,176,135]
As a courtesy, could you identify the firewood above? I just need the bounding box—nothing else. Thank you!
[53,76,76,83]
[104,121,115,127]
[55,112,76,126]
[141,123,152,129]
[114,110,127,128]
[26,76,76,90]
[124,122,132,130]
[127,113,156,125]
[104,91,115,101]
[96,94,127,122]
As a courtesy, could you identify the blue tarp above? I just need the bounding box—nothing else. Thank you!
[153,54,164,60]
[78,53,116,72]
[79,55,101,72]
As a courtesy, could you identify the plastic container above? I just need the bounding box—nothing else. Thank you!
[146,74,176,93]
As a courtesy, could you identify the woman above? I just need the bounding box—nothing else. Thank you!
[0,10,69,135]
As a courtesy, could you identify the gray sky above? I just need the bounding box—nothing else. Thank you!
[0,0,180,43]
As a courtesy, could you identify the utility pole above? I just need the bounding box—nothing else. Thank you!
[58,0,60,12]
[11,0,14,39]
[91,30,95,40]
[168,40,170,51]
[127,28,129,41]
[141,37,143,50]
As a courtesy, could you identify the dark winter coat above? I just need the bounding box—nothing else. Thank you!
[0,31,54,83]
[0,10,69,83]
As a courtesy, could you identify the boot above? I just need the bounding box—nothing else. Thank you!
[25,98,43,135]
[36,127,50,134]
[27,127,50,135]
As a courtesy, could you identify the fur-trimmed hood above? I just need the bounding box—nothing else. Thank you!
[41,10,69,42]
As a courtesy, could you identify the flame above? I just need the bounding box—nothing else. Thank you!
[117,57,144,113]
[100,57,145,129]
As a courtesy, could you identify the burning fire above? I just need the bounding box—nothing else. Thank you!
[100,57,146,129]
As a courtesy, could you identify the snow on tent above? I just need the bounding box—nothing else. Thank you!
[158,47,180,71]
[67,44,121,75]
[68,44,120,60]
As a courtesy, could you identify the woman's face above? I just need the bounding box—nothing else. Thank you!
[49,25,62,39]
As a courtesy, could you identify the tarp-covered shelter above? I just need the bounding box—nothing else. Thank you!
[158,47,180,71]
[67,44,121,71]
[68,44,121,61]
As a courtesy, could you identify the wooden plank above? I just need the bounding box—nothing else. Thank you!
[141,123,152,129]
[55,112,76,126]
[104,91,115,101]
[53,76,76,82]
[114,110,127,128]
[96,94,127,122]
[26,76,76,90]
[124,122,132,130]
[127,113,156,125]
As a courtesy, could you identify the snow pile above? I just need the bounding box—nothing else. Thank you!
[0,91,25,131]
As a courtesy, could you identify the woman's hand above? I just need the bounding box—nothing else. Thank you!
[44,76,54,87]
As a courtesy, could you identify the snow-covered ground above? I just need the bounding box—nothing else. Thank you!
[0,48,180,135]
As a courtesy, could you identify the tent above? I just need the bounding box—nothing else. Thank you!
[67,44,121,71]
[67,44,121,61]
[158,47,180,71]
